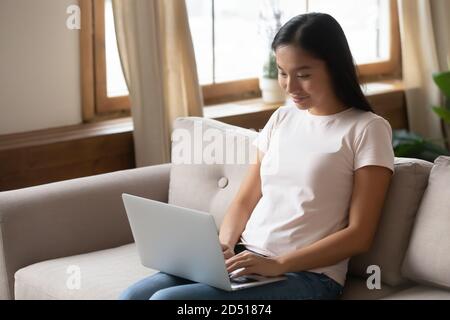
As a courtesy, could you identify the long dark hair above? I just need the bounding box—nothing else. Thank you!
[272,13,373,113]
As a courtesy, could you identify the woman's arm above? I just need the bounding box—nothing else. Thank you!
[226,165,393,277]
[219,151,264,251]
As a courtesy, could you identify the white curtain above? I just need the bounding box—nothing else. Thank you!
[112,0,204,167]
[430,0,450,71]
[397,0,449,142]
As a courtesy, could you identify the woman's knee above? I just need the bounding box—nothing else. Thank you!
[149,287,190,300]
[118,272,189,300]
[118,287,149,300]
[149,283,218,300]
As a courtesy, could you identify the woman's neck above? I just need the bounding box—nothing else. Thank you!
[307,99,348,116]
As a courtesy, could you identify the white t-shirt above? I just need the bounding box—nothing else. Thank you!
[239,105,395,286]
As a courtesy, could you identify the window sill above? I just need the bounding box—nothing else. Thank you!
[204,79,405,119]
[0,80,404,151]
[0,117,133,151]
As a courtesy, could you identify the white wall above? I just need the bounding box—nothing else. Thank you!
[0,0,82,135]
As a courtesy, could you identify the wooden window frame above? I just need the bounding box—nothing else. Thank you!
[203,0,401,105]
[357,0,401,80]
[80,0,130,122]
[80,0,401,120]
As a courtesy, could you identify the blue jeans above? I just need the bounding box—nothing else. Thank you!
[118,272,344,300]
[119,244,343,300]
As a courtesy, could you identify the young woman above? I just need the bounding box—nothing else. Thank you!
[119,12,394,300]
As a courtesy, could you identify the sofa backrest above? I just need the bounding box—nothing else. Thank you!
[169,117,434,287]
[348,157,433,286]
[400,156,450,290]
[169,117,258,228]
[0,163,171,299]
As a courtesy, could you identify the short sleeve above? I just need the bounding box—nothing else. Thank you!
[252,108,281,154]
[354,118,395,174]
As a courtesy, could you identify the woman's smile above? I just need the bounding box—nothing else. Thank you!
[291,95,310,104]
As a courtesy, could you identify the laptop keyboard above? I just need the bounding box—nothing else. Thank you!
[229,275,259,284]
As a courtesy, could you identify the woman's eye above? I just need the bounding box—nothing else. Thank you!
[278,72,287,77]
[297,74,310,79]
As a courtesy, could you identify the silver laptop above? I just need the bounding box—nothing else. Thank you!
[122,193,287,291]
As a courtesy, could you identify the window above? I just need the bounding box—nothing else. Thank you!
[80,0,130,121]
[187,0,400,104]
[104,0,128,98]
[80,0,400,120]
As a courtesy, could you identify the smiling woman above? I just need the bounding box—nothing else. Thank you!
[118,12,395,300]
[272,13,373,115]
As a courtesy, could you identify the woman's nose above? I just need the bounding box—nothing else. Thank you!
[286,77,301,94]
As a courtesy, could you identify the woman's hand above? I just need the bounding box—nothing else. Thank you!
[225,250,285,278]
[221,243,235,260]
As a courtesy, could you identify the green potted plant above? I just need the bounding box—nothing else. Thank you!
[393,67,450,162]
[392,130,449,162]
[431,69,450,148]
[258,0,286,104]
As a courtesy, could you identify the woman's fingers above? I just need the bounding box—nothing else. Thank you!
[225,252,281,277]
[227,262,250,274]
[230,266,254,278]
[226,256,253,273]
[226,250,249,264]
[223,249,234,259]
[221,244,235,259]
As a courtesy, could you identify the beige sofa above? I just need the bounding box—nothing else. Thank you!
[1,117,450,300]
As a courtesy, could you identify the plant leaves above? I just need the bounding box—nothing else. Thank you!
[422,140,450,155]
[432,106,450,124]
[433,71,450,98]
[262,51,278,79]
[392,130,424,148]
[394,144,419,157]
[392,129,449,162]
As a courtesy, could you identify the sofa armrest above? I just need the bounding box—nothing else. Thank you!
[0,163,171,299]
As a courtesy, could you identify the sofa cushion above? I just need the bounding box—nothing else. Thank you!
[401,156,450,289]
[340,276,413,300]
[169,117,258,228]
[0,163,171,300]
[14,243,156,300]
[348,158,433,286]
[381,285,450,300]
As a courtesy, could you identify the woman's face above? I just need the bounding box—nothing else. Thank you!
[275,44,338,112]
